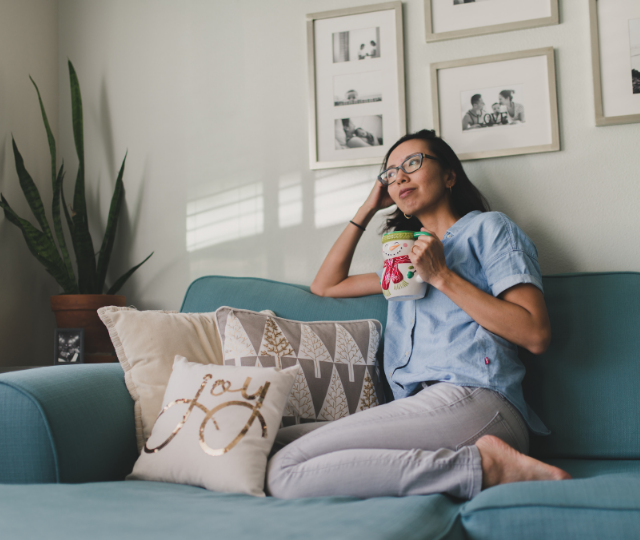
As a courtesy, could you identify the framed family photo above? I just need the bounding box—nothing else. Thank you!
[431,47,560,161]
[306,2,407,170]
[425,0,559,42]
[589,0,640,126]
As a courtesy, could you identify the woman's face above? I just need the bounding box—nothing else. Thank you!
[385,139,453,217]
[498,94,511,106]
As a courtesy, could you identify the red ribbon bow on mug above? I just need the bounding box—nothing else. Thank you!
[382,255,411,291]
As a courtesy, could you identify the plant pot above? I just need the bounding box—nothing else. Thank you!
[51,294,126,363]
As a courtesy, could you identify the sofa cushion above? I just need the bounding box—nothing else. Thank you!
[461,467,640,540]
[98,307,225,452]
[128,357,299,497]
[522,272,640,460]
[216,307,383,424]
[181,276,394,402]
[0,481,465,540]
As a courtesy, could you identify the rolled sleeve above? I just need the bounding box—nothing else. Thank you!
[484,250,544,297]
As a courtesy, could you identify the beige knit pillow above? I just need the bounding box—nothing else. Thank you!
[98,307,224,452]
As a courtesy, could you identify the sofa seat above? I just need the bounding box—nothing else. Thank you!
[460,462,640,540]
[0,481,465,540]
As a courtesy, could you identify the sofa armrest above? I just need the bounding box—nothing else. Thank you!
[0,364,138,484]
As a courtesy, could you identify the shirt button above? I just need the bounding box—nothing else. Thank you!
[406,352,410,356]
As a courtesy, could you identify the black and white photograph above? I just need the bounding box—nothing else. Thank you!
[333,71,382,106]
[426,0,558,42]
[332,26,380,63]
[335,115,383,149]
[54,328,84,365]
[453,0,492,5]
[308,3,406,168]
[432,47,558,160]
[629,18,640,94]
[590,0,640,126]
[460,84,525,131]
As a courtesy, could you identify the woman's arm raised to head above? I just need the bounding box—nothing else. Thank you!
[310,180,393,298]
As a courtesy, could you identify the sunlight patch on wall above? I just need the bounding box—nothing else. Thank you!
[314,166,377,229]
[278,172,302,228]
[186,182,264,251]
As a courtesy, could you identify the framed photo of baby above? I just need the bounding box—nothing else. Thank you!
[431,48,559,161]
[589,0,640,126]
[307,2,407,169]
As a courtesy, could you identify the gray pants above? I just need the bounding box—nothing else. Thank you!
[266,383,529,500]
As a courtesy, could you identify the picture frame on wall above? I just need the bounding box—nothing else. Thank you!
[54,328,84,365]
[431,47,560,161]
[425,0,559,43]
[589,0,640,126]
[306,2,406,170]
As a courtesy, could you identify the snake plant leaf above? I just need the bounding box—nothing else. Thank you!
[106,252,154,295]
[51,163,74,281]
[60,182,74,236]
[0,195,78,294]
[11,137,55,244]
[30,76,56,189]
[68,60,97,293]
[96,153,126,293]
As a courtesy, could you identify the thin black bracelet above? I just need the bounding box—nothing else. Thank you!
[349,220,366,232]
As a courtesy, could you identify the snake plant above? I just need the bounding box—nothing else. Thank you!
[0,60,152,295]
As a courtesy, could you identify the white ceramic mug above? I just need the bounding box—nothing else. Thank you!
[380,231,430,301]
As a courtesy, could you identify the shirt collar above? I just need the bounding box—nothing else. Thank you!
[443,210,482,240]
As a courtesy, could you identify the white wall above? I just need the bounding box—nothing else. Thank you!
[0,0,59,368]
[16,0,640,328]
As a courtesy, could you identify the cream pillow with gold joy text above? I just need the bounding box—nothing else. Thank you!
[127,356,299,497]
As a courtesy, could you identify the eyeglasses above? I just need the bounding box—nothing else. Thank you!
[377,153,441,186]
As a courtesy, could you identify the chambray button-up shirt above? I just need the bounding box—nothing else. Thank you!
[378,210,550,435]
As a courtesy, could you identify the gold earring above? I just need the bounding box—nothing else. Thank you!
[403,212,412,219]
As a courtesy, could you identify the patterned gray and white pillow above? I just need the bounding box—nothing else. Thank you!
[215,307,384,426]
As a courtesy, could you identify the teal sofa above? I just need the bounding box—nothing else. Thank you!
[2,273,640,540]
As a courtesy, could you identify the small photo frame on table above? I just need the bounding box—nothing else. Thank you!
[54,328,84,365]
[589,0,640,126]
[306,1,406,170]
[431,47,560,161]
[425,0,559,42]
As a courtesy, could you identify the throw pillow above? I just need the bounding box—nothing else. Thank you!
[215,307,383,426]
[127,356,299,497]
[98,307,224,452]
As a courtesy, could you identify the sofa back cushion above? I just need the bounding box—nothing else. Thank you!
[522,272,640,459]
[181,276,389,328]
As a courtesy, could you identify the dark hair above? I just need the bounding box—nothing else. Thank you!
[380,129,490,233]
[471,93,482,105]
[499,89,514,102]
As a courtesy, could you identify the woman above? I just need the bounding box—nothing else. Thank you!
[267,130,570,500]
[499,90,525,123]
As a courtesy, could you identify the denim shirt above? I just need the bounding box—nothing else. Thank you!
[377,210,550,435]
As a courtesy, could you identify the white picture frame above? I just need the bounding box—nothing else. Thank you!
[425,0,559,43]
[431,47,560,161]
[306,2,407,170]
[590,0,640,126]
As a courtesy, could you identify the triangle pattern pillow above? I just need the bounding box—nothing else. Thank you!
[215,307,384,426]
[128,356,299,497]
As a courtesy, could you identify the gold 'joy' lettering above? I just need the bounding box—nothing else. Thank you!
[144,374,270,457]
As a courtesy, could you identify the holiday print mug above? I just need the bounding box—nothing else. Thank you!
[381,231,431,301]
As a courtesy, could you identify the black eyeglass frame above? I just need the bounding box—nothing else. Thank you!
[377,153,441,186]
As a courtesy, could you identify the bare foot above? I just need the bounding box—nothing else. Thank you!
[476,434,572,490]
